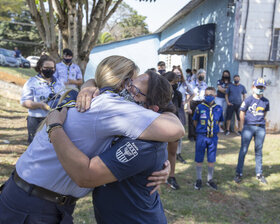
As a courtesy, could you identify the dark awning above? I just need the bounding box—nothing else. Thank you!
[158,23,216,55]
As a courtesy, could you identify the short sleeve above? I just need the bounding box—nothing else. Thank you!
[186,83,194,95]
[75,65,83,80]
[242,86,247,94]
[240,97,249,112]
[193,107,200,121]
[20,80,34,104]
[99,138,156,181]
[94,95,160,140]
[265,100,270,112]
[217,80,222,86]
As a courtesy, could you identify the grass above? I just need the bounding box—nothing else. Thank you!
[0,66,37,80]
[0,93,280,223]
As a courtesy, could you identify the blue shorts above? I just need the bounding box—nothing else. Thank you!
[195,134,218,163]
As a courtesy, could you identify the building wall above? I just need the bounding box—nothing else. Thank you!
[236,0,280,60]
[160,0,239,87]
[85,34,160,81]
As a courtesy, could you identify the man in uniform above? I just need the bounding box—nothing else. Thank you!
[193,87,224,190]
[54,48,83,89]
[234,78,269,184]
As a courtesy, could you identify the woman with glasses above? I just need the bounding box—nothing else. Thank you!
[0,56,184,223]
[20,55,65,143]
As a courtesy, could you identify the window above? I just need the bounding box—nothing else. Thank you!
[192,54,207,70]
[271,29,280,61]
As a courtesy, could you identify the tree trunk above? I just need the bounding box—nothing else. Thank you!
[77,52,90,78]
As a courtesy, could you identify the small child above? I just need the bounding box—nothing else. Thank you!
[193,87,224,190]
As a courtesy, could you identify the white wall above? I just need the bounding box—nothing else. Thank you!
[85,35,160,81]
[237,0,280,60]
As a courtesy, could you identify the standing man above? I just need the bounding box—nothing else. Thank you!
[225,74,247,135]
[157,61,166,75]
[54,48,83,89]
[234,78,269,184]
[188,69,208,141]
[14,47,21,58]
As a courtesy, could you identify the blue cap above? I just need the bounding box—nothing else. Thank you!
[253,78,266,87]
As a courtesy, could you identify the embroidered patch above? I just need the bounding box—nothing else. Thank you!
[201,120,206,125]
[200,114,207,119]
[116,142,139,163]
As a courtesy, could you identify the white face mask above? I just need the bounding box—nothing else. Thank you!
[253,88,264,95]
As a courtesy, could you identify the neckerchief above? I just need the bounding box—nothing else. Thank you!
[202,102,217,138]
[35,74,56,95]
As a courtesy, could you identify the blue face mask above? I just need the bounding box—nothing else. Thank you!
[204,95,215,104]
[253,88,264,95]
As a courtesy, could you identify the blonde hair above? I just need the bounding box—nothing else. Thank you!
[95,55,139,91]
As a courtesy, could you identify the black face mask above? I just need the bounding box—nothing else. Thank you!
[172,83,178,91]
[63,58,72,64]
[158,69,166,75]
[198,76,204,81]
[42,69,55,78]
[234,80,239,84]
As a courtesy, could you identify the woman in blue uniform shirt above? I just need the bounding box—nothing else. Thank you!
[20,55,65,143]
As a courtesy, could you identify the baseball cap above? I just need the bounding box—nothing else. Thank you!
[253,78,266,87]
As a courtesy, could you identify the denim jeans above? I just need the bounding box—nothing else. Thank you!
[236,124,266,175]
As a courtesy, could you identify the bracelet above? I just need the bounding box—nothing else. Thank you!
[48,125,63,142]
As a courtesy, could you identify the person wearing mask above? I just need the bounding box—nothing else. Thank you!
[234,78,269,184]
[215,70,231,132]
[225,75,247,136]
[188,69,208,141]
[173,66,194,164]
[54,48,83,89]
[193,87,224,190]
[162,71,183,190]
[0,56,183,223]
[186,68,193,83]
[20,55,65,143]
[47,70,175,223]
[157,61,166,75]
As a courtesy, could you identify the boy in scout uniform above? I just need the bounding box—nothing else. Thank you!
[193,87,223,190]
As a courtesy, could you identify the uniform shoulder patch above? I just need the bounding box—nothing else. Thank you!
[116,142,139,163]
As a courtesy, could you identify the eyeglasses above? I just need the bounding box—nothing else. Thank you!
[125,79,146,97]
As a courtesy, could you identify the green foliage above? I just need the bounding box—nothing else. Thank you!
[0,4,42,57]
[97,32,114,44]
[0,0,25,21]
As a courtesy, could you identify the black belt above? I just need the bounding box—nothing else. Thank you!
[13,171,78,205]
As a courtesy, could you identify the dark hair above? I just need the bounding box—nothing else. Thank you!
[192,68,197,73]
[222,70,231,81]
[233,74,240,78]
[148,68,157,72]
[63,48,73,57]
[205,86,216,92]
[157,61,165,67]
[145,70,175,113]
[35,55,56,73]
[162,71,177,83]
[172,65,185,83]
[186,68,192,74]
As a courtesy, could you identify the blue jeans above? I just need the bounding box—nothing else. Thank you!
[236,124,266,175]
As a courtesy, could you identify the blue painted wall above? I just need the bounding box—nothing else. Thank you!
[160,0,239,87]
[85,34,160,81]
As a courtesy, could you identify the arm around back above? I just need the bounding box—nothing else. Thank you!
[139,112,185,142]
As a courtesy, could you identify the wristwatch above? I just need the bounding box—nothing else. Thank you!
[46,123,62,133]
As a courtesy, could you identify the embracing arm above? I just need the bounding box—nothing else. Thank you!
[139,112,185,142]
[49,127,117,188]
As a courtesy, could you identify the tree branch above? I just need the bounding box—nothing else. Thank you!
[26,0,46,43]
[48,0,57,49]
[39,0,51,47]
[103,0,122,27]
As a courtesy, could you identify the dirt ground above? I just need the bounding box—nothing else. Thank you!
[0,71,27,86]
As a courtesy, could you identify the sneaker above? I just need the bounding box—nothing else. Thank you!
[176,154,187,164]
[167,177,180,190]
[219,128,224,133]
[234,173,242,183]
[256,174,268,184]
[207,179,218,190]
[194,179,202,190]
[225,130,230,136]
